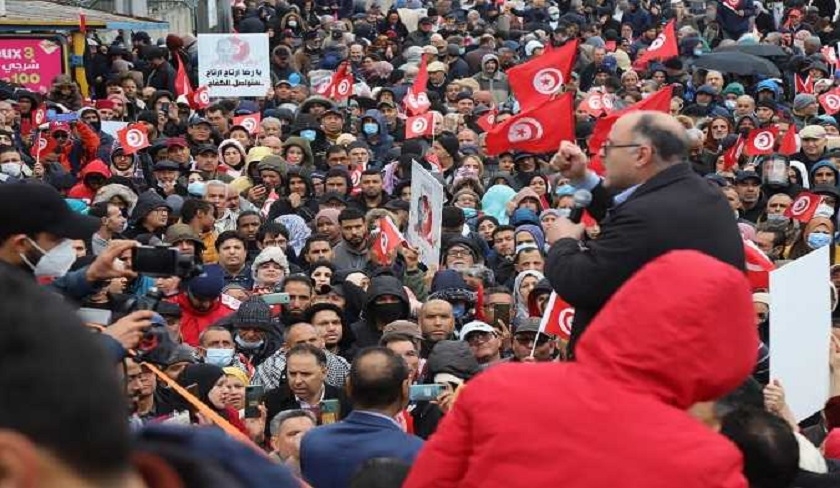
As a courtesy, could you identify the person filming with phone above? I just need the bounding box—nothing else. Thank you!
[544,111,744,358]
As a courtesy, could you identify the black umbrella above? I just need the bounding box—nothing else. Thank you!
[713,43,789,59]
[693,52,782,77]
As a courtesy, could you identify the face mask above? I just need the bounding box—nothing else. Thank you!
[288,20,298,27]
[188,181,205,197]
[724,100,736,110]
[461,207,477,218]
[766,213,787,223]
[1,162,21,178]
[556,208,571,218]
[693,49,703,56]
[763,161,788,186]
[90,120,102,132]
[555,183,575,196]
[205,347,234,366]
[362,122,379,135]
[459,47,465,55]
[234,334,265,351]
[374,302,404,324]
[550,13,559,19]
[808,232,832,249]
[452,303,466,319]
[301,129,317,141]
[817,203,835,219]
[23,238,76,278]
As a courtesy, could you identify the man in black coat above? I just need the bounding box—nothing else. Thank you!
[545,111,745,357]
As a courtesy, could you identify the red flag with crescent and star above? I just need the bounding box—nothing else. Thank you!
[485,93,575,155]
[508,39,579,111]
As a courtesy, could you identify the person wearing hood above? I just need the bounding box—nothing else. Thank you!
[173,363,248,434]
[67,159,111,201]
[358,109,394,167]
[78,105,115,164]
[38,120,101,177]
[231,296,283,367]
[428,269,478,331]
[251,246,290,293]
[472,53,510,105]
[218,139,248,178]
[176,266,238,346]
[123,190,171,240]
[404,251,759,488]
[811,159,840,188]
[786,215,838,263]
[109,143,150,191]
[282,136,315,173]
[46,74,84,111]
[290,113,330,168]
[350,275,411,349]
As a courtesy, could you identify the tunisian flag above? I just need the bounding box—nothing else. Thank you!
[784,191,821,223]
[372,216,406,263]
[722,136,744,170]
[587,85,673,155]
[819,87,840,115]
[743,127,778,156]
[795,74,813,94]
[539,292,574,341]
[315,62,354,100]
[233,113,261,134]
[405,113,434,139]
[632,20,678,69]
[188,85,210,110]
[777,124,798,155]
[744,239,775,290]
[174,59,193,97]
[404,55,431,115]
[508,39,579,111]
[485,92,575,155]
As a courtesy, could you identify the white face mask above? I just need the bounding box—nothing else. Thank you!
[0,162,21,178]
[816,203,835,219]
[22,238,77,278]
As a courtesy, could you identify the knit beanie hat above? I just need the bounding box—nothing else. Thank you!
[251,246,290,279]
[793,93,817,112]
[233,296,273,331]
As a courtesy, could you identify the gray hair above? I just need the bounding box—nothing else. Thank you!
[269,409,317,436]
[261,117,282,129]
[685,127,705,143]
[204,180,229,198]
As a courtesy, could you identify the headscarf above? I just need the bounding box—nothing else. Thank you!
[276,214,312,255]
[223,366,250,387]
[176,364,226,413]
[515,224,546,250]
[513,270,545,321]
[481,184,517,225]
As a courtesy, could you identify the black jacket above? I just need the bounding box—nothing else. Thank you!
[263,383,352,438]
[546,163,745,357]
[350,275,410,349]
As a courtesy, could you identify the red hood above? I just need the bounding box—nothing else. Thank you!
[176,292,222,316]
[79,159,111,179]
[575,250,758,409]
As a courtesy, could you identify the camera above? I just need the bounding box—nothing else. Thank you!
[131,245,203,279]
[120,288,177,365]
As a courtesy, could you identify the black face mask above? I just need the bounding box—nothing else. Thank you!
[90,120,102,132]
[372,302,404,324]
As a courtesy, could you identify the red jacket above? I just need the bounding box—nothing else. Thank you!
[404,251,757,488]
[175,293,236,346]
[67,159,111,201]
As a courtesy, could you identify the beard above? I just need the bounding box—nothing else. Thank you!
[281,309,307,327]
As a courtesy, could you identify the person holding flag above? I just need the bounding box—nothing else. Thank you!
[544,110,745,357]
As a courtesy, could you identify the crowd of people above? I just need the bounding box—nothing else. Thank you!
[3,0,840,485]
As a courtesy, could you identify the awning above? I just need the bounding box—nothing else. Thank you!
[0,0,169,31]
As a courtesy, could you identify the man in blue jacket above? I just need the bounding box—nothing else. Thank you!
[300,347,423,488]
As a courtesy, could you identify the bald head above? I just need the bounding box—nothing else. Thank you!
[621,111,689,165]
[348,347,409,412]
[285,322,323,349]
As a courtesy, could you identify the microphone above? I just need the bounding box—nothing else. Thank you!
[568,189,593,224]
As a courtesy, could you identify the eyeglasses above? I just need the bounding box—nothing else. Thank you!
[465,331,493,345]
[514,334,550,346]
[600,141,642,156]
[447,248,471,258]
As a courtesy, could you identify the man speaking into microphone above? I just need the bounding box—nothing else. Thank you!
[545,111,744,357]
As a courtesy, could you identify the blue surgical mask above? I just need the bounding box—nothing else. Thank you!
[205,348,234,367]
[300,129,317,141]
[187,181,205,197]
[694,48,704,57]
[461,207,477,218]
[816,203,835,219]
[766,213,787,223]
[452,303,466,319]
[235,334,265,350]
[808,232,832,249]
[362,122,379,135]
[555,184,575,196]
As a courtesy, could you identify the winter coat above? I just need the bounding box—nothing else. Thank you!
[472,54,510,105]
[546,163,745,356]
[359,109,394,167]
[404,250,757,488]
[92,183,138,215]
[67,159,111,201]
[124,190,170,239]
[175,292,237,346]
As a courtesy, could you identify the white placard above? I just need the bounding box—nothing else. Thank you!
[408,161,443,267]
[770,245,832,422]
[198,34,271,98]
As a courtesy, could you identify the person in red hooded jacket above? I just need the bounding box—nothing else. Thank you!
[403,250,759,488]
[67,159,111,201]
[32,120,100,176]
[175,265,237,346]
